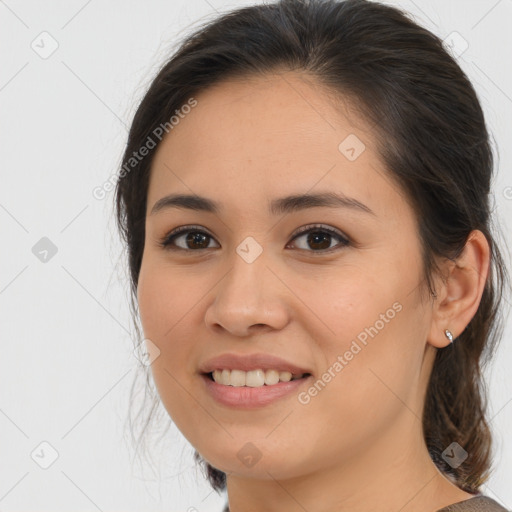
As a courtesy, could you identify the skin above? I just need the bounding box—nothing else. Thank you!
[136,70,490,512]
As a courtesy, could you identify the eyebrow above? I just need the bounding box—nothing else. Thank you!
[149,191,375,217]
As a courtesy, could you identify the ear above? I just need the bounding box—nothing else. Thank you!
[427,230,490,348]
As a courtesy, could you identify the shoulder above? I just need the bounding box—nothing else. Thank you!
[437,496,509,512]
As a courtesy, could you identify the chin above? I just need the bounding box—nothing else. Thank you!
[197,442,313,482]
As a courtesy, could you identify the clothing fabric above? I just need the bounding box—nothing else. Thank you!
[437,496,509,511]
[222,495,509,511]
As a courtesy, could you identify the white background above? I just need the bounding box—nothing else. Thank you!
[1,0,511,511]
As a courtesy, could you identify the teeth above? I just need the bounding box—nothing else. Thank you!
[231,369,246,387]
[279,371,292,382]
[246,369,265,387]
[211,369,304,387]
[221,369,230,386]
[264,369,280,385]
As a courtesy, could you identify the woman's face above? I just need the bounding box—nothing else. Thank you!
[137,71,438,480]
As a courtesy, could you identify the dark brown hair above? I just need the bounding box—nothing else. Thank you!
[114,0,510,499]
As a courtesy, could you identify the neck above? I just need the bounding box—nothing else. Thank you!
[225,411,474,512]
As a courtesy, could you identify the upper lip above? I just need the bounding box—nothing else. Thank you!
[199,353,312,376]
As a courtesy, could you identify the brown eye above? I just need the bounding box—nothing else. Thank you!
[159,226,219,251]
[287,225,350,253]
[159,224,350,254]
[182,231,211,249]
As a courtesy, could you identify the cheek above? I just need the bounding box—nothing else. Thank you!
[301,265,400,354]
[136,263,200,412]
[138,271,204,368]
[301,264,427,425]
[137,260,199,342]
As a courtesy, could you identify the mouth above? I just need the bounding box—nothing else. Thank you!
[204,369,312,387]
[198,353,314,407]
[200,369,313,409]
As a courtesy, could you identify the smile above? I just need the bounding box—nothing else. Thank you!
[210,368,307,387]
[201,371,312,408]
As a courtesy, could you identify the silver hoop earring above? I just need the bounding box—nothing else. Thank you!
[444,329,454,343]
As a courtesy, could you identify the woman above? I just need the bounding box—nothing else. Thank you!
[114,0,510,510]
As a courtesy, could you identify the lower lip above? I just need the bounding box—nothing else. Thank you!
[201,374,312,408]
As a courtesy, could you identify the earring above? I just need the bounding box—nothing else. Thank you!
[444,329,454,343]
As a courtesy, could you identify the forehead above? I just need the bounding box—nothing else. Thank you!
[147,71,403,221]
[154,71,373,160]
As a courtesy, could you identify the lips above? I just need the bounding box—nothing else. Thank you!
[199,352,313,377]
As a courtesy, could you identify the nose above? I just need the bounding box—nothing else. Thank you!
[204,248,290,337]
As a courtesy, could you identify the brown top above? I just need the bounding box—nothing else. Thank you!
[222,495,508,512]
[437,496,509,511]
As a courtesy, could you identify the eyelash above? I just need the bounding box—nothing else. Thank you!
[158,223,350,254]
